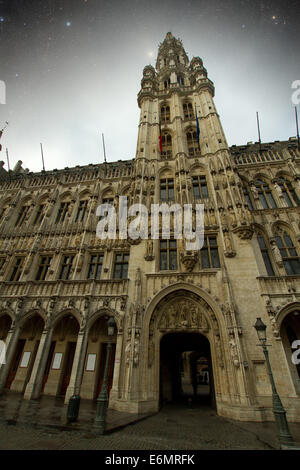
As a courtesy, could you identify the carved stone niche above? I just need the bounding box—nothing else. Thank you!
[180,250,198,272]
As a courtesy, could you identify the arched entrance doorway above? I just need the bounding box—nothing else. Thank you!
[5,314,44,393]
[160,332,215,407]
[80,315,117,400]
[42,314,79,397]
[280,310,300,393]
[146,287,226,414]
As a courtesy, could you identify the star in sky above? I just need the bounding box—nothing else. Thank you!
[66,21,71,27]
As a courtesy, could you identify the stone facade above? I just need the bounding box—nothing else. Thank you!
[0,32,300,422]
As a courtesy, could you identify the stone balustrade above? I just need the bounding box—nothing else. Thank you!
[0,278,129,301]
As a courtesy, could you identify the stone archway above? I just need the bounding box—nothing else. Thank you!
[146,288,227,414]
[280,309,300,394]
[42,314,80,397]
[80,314,118,400]
[7,314,45,393]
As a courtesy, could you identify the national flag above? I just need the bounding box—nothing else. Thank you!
[195,107,200,148]
[158,121,162,153]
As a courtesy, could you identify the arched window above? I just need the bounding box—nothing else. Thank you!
[192,175,208,199]
[15,200,32,227]
[274,228,300,274]
[257,233,275,276]
[186,130,199,156]
[183,102,194,119]
[277,177,300,207]
[160,105,170,124]
[161,132,172,158]
[177,75,184,86]
[75,199,89,223]
[254,178,277,209]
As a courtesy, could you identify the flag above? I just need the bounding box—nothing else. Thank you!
[195,107,200,148]
[158,121,162,153]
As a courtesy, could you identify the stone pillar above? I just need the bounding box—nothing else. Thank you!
[23,327,54,400]
[0,325,21,394]
[64,315,88,404]
[109,330,123,404]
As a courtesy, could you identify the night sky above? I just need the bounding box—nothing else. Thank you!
[0,0,299,173]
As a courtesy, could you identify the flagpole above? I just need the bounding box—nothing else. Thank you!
[6,147,11,182]
[295,106,300,150]
[256,111,262,151]
[40,143,45,171]
[102,133,107,176]
[195,106,200,151]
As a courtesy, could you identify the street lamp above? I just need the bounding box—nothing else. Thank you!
[95,316,116,434]
[254,317,294,448]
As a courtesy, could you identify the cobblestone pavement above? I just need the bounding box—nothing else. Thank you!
[1,401,300,450]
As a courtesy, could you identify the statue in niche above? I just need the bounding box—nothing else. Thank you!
[68,200,75,217]
[215,334,224,368]
[145,238,154,260]
[191,307,198,327]
[237,204,246,225]
[229,207,237,227]
[270,240,283,266]
[125,337,131,365]
[224,232,232,252]
[133,332,140,366]
[229,335,239,367]
[250,184,259,199]
[179,305,188,327]
[220,209,227,226]
[78,313,86,333]
[169,307,177,328]
[273,182,283,197]
[210,210,217,226]
[159,313,167,329]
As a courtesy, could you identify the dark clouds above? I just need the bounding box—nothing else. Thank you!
[0,0,299,172]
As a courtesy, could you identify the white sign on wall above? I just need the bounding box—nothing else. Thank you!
[20,351,31,368]
[86,354,96,371]
[52,352,63,370]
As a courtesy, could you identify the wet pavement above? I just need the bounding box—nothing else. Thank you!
[0,390,300,450]
[0,390,153,433]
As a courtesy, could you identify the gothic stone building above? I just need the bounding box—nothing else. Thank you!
[0,32,300,423]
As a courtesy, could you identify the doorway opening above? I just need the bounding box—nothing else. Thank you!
[160,332,215,408]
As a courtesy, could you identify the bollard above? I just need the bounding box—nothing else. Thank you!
[66,394,80,423]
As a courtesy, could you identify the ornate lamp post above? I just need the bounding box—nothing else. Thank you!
[95,316,116,434]
[254,317,294,448]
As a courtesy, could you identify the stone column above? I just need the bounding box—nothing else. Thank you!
[64,316,88,404]
[0,325,21,394]
[23,327,54,400]
[109,330,123,404]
